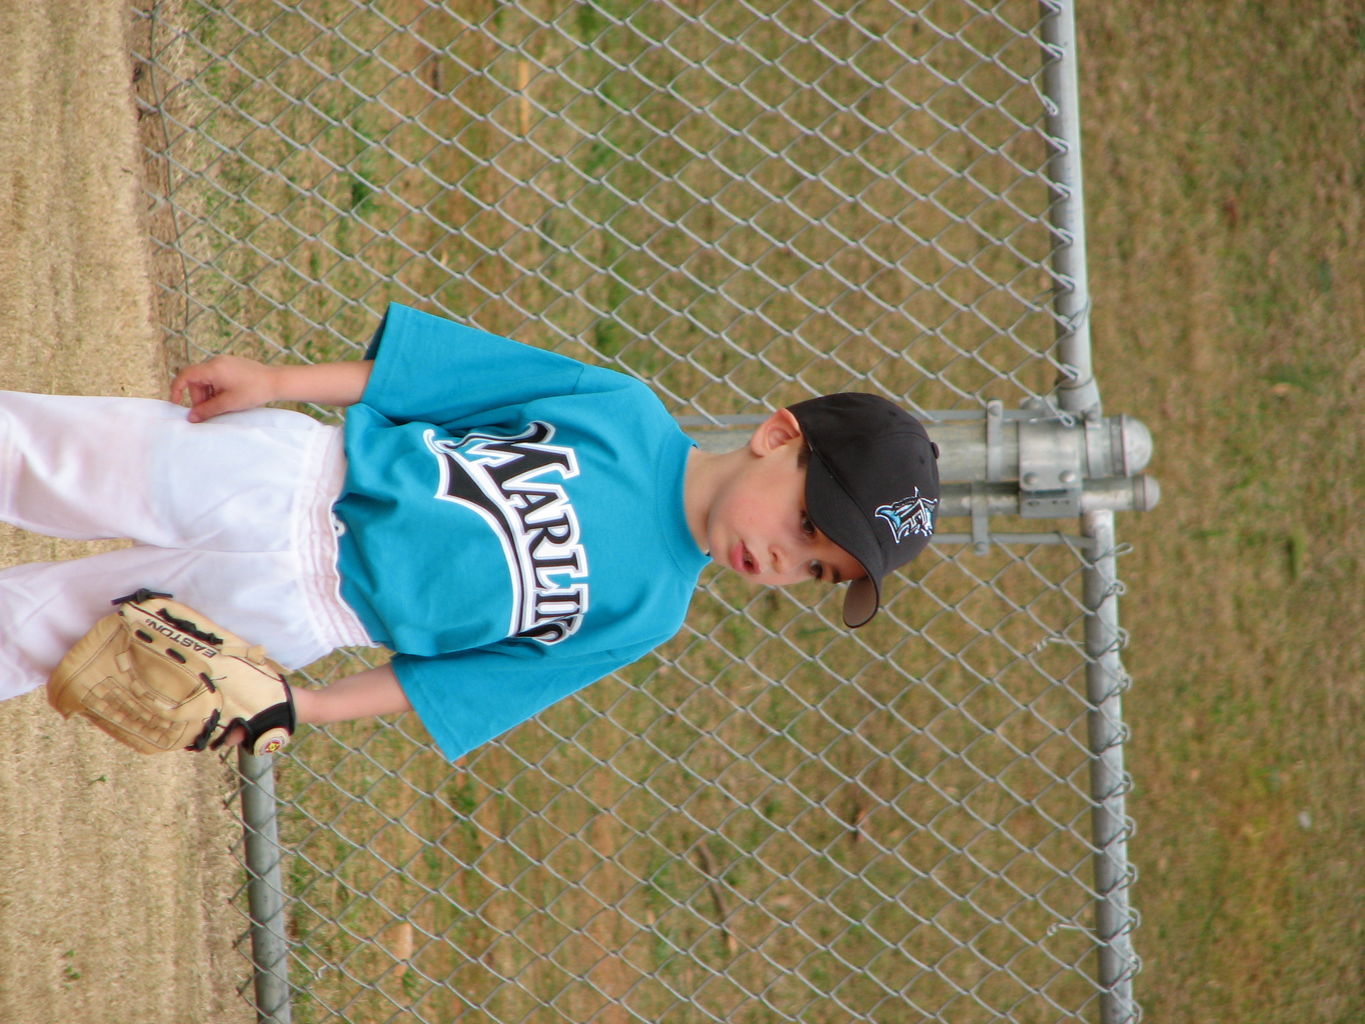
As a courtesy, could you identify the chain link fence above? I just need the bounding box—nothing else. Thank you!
[131,1,1143,1021]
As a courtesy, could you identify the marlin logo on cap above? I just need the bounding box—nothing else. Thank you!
[874,488,938,544]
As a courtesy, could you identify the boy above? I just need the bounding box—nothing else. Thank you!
[0,303,939,761]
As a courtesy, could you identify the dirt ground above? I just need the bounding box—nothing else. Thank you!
[0,4,248,1023]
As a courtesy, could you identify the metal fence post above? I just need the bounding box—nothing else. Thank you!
[239,750,291,1024]
[1040,0,1100,417]
[1040,6,1142,1020]
[1081,511,1140,1023]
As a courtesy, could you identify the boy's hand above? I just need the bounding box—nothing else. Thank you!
[172,355,373,420]
[171,354,279,422]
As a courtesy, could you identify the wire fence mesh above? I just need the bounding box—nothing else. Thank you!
[131,1,1141,1021]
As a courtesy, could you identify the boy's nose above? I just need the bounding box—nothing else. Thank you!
[765,546,784,576]
[769,543,807,581]
[762,544,790,578]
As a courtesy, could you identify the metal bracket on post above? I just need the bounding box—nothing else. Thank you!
[1018,417,1084,519]
[984,399,1005,485]
[969,483,992,555]
[928,405,1159,535]
[973,400,1005,553]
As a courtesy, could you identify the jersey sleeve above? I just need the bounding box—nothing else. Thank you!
[360,302,592,427]
[390,638,667,762]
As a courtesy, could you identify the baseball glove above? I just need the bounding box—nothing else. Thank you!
[47,590,295,756]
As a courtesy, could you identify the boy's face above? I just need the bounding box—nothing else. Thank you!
[704,410,865,588]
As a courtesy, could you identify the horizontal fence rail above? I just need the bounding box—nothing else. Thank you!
[131,1,1143,1021]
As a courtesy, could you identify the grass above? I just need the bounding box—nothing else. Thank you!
[1076,3,1365,1022]
[133,0,1365,1021]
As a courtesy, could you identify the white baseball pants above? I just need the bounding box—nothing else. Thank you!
[0,391,374,701]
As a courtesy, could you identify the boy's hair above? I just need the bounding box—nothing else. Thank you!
[787,394,940,628]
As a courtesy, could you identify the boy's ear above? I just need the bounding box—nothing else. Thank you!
[748,407,804,456]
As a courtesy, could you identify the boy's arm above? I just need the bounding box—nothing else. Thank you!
[219,664,410,749]
[171,354,374,422]
[291,664,411,726]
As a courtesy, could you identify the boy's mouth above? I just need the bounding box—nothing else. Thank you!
[729,542,758,576]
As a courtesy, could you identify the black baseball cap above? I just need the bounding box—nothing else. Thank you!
[787,393,940,628]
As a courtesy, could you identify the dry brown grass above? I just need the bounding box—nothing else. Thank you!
[0,3,248,1022]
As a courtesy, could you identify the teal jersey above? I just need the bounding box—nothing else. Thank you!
[333,303,708,760]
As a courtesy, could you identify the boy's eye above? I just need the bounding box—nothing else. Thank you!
[801,513,825,581]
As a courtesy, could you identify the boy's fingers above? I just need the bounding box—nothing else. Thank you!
[172,355,274,422]
[169,370,189,405]
[186,391,232,423]
[171,366,214,407]
[171,366,235,422]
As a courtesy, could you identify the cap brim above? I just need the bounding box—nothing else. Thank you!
[842,576,880,629]
[804,452,886,629]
